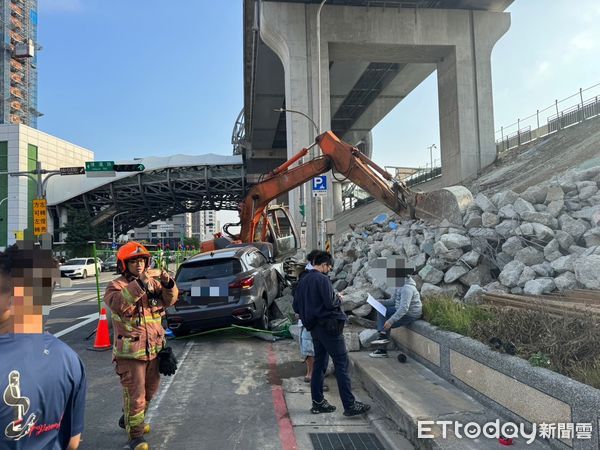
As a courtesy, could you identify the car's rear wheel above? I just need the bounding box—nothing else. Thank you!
[82,270,87,279]
[254,299,269,330]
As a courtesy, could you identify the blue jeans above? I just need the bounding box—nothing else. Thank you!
[376,300,419,338]
[310,324,355,410]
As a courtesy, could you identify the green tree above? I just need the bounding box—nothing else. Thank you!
[183,236,200,249]
[59,210,111,257]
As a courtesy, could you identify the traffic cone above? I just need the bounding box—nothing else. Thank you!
[88,308,112,352]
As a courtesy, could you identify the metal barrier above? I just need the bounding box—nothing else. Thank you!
[495,84,600,153]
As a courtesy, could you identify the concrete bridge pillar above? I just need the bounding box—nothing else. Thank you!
[260,2,334,251]
[259,2,510,249]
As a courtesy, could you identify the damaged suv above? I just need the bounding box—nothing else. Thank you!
[166,245,282,336]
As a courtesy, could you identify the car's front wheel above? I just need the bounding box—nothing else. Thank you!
[253,299,269,330]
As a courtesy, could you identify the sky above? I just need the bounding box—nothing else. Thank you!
[37,0,600,223]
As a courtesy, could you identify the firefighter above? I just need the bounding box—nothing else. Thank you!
[104,242,178,450]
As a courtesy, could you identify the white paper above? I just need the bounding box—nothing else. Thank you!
[367,294,387,316]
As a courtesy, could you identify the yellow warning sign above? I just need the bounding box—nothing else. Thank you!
[33,199,47,236]
[325,239,331,254]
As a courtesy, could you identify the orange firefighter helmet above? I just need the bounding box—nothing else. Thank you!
[116,241,152,274]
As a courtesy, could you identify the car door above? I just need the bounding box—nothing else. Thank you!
[87,258,96,275]
[251,251,277,302]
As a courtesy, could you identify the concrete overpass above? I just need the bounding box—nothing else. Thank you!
[242,0,512,248]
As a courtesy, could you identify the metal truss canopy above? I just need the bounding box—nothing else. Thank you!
[50,164,246,235]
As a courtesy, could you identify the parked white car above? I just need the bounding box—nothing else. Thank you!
[60,258,102,279]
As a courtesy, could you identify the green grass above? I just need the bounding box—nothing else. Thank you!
[422,295,494,337]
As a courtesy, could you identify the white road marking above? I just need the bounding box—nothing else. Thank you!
[53,313,99,338]
[52,291,80,298]
[146,341,195,423]
[50,294,98,311]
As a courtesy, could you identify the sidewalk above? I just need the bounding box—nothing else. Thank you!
[350,350,553,450]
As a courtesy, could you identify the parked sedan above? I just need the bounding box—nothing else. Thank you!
[60,258,101,279]
[102,255,118,273]
[166,246,282,335]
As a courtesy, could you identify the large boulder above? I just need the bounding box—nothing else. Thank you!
[550,255,574,274]
[418,265,444,284]
[514,247,545,266]
[440,233,471,249]
[523,280,544,295]
[420,283,443,298]
[463,284,486,303]
[545,186,564,204]
[502,236,524,257]
[459,266,493,287]
[520,211,557,229]
[444,264,470,283]
[521,185,548,204]
[460,250,481,267]
[517,267,536,287]
[513,198,537,216]
[499,260,526,288]
[498,205,518,220]
[494,190,520,208]
[340,291,367,312]
[543,239,562,262]
[352,304,373,318]
[554,271,577,291]
[546,200,565,218]
[558,214,588,240]
[532,262,554,278]
[573,255,600,289]
[475,193,496,212]
[555,230,575,251]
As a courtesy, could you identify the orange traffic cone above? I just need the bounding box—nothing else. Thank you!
[88,308,112,352]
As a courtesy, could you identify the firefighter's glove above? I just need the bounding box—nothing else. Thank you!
[158,346,178,376]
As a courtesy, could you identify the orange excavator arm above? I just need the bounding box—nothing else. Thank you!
[205,131,471,254]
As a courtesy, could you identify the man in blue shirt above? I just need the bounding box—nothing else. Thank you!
[293,251,370,417]
[0,242,87,449]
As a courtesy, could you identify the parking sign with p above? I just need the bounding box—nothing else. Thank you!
[312,176,327,197]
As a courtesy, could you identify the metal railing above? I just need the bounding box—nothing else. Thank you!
[496,84,600,153]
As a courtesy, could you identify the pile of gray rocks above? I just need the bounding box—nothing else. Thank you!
[329,165,600,313]
[283,165,600,352]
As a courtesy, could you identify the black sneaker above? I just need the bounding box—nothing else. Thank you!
[369,349,388,358]
[344,401,371,417]
[311,399,336,414]
[128,436,149,450]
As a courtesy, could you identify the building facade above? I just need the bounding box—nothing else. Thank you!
[0,124,94,249]
[126,213,192,249]
[191,210,219,242]
[1,0,39,128]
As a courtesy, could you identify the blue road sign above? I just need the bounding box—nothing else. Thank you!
[112,242,118,250]
[312,176,327,192]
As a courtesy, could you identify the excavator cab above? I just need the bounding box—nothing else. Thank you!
[252,205,300,260]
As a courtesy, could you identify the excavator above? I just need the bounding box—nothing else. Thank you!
[200,131,473,262]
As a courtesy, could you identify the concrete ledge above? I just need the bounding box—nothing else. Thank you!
[59,277,72,288]
[390,321,600,449]
[350,351,550,450]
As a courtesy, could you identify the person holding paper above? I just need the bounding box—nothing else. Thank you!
[369,258,422,358]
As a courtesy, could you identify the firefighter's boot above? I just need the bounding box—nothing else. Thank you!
[120,415,151,434]
[129,436,149,450]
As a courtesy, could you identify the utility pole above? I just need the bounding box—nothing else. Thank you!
[112,211,129,248]
[427,144,437,173]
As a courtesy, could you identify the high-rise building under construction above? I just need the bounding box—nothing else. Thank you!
[0,0,39,127]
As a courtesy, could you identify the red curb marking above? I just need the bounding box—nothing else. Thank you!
[268,344,298,450]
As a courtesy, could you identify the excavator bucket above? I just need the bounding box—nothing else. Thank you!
[412,185,473,226]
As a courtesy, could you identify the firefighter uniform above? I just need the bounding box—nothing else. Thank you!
[104,242,178,448]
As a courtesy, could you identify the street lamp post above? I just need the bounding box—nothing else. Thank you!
[427,144,437,172]
[112,211,129,246]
